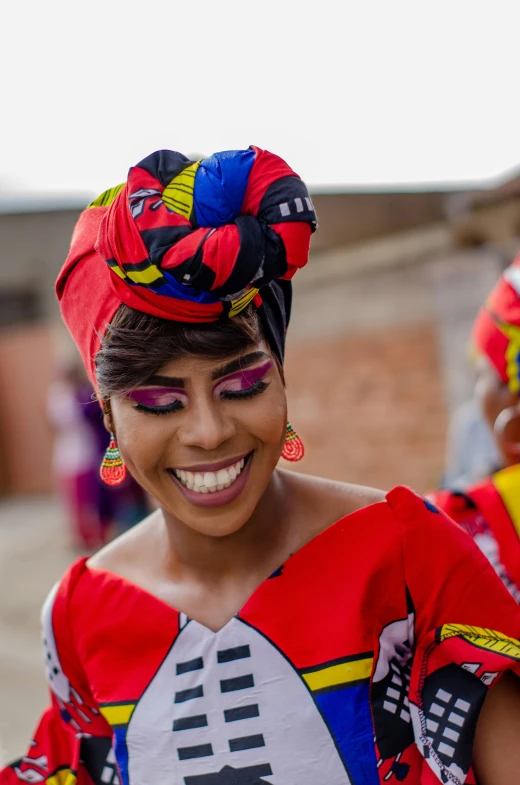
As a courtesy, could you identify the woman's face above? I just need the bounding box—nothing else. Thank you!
[474,354,520,467]
[108,341,287,537]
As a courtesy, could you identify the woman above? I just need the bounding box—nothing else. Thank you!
[430,258,520,601]
[3,147,520,785]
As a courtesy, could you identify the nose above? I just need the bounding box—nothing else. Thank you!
[176,399,236,451]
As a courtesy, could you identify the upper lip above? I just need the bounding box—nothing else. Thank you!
[169,451,251,473]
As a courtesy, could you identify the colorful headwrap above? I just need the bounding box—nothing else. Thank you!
[56,146,317,385]
[472,255,520,393]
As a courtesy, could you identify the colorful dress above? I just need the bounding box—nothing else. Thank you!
[3,487,520,785]
[429,463,520,602]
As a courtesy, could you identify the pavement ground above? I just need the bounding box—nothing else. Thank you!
[0,496,75,765]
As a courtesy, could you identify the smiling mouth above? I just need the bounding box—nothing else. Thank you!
[168,454,250,495]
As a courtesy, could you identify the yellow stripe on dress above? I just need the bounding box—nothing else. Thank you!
[229,287,260,318]
[439,624,520,660]
[88,183,126,209]
[46,768,77,785]
[301,654,373,692]
[492,464,520,538]
[162,161,201,219]
[100,702,136,726]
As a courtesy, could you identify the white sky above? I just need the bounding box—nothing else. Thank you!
[2,0,520,196]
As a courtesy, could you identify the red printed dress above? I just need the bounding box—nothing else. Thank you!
[3,487,520,785]
[429,463,520,602]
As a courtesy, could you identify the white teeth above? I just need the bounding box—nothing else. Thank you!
[217,468,229,485]
[204,471,218,489]
[172,455,250,493]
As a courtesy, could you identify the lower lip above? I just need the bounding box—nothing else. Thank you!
[167,455,253,508]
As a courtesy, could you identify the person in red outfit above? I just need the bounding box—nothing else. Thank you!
[430,256,520,602]
[3,147,520,785]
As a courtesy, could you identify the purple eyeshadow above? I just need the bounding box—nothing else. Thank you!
[213,360,273,396]
[126,387,187,407]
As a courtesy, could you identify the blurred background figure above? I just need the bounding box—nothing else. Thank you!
[441,348,502,490]
[47,361,150,551]
[429,258,520,601]
[46,361,101,549]
[442,394,501,489]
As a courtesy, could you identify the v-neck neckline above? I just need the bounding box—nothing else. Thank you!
[85,499,388,635]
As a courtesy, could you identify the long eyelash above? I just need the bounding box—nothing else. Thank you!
[220,381,270,401]
[133,401,185,416]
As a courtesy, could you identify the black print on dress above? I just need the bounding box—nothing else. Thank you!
[178,744,214,761]
[217,646,251,663]
[228,735,265,752]
[372,593,416,760]
[224,705,260,722]
[420,663,487,776]
[220,674,255,693]
[81,738,119,785]
[184,763,273,784]
[177,657,204,674]
[174,714,209,731]
[175,686,204,703]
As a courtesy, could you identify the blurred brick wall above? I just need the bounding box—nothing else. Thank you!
[0,325,55,494]
[284,322,446,493]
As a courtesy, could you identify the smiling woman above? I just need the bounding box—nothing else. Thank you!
[3,146,520,785]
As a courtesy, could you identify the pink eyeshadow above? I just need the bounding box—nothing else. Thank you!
[126,387,188,407]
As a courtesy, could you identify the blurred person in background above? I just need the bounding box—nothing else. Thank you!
[3,146,520,785]
[47,361,104,549]
[441,350,501,490]
[430,257,520,601]
[48,362,151,550]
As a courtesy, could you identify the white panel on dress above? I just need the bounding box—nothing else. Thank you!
[40,582,71,702]
[125,617,351,784]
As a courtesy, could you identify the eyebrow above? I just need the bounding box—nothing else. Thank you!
[145,351,270,388]
[210,351,269,381]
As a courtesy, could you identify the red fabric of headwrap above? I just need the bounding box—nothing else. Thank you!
[56,146,317,385]
[472,254,520,393]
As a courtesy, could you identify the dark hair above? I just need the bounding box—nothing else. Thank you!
[95,303,269,400]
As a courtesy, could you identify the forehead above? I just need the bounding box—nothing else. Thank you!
[154,340,271,379]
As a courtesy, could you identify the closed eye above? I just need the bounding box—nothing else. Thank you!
[220,380,270,400]
[126,387,187,416]
[213,360,273,400]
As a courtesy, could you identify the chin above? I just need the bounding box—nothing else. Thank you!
[185,510,252,538]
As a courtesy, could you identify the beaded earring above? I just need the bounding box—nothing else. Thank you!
[281,421,305,462]
[100,433,127,486]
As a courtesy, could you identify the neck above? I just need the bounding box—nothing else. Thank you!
[160,469,293,583]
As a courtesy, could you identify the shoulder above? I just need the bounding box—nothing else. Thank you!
[281,469,386,522]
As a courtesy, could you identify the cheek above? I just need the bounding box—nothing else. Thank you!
[111,406,172,472]
[239,386,287,444]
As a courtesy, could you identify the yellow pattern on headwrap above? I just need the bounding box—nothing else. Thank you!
[439,623,520,660]
[496,319,520,394]
[88,183,126,209]
[162,161,201,219]
[229,287,260,318]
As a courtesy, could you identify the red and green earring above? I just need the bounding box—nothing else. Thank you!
[281,421,305,462]
[100,433,127,486]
